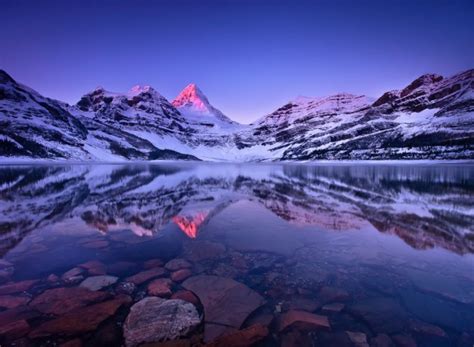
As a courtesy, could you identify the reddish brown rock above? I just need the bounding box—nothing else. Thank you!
[205,324,268,347]
[0,319,30,341]
[29,295,131,338]
[125,267,166,285]
[171,290,200,306]
[29,286,110,315]
[278,310,330,332]
[171,269,192,282]
[143,259,164,269]
[0,306,41,326]
[183,275,265,338]
[204,324,237,343]
[165,258,192,272]
[182,241,225,262]
[78,260,107,275]
[0,280,38,295]
[0,295,30,309]
[245,312,274,328]
[147,278,173,297]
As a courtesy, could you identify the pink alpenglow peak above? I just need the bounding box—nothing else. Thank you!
[172,83,237,125]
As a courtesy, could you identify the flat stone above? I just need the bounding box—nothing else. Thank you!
[165,258,192,272]
[123,297,201,347]
[0,280,38,295]
[143,259,164,269]
[206,324,268,347]
[171,290,200,306]
[147,278,173,297]
[182,241,225,262]
[29,295,131,338]
[0,295,30,309]
[29,286,110,315]
[80,275,118,291]
[322,302,345,313]
[346,331,369,347]
[183,275,264,332]
[278,310,330,332]
[171,269,192,282]
[0,319,30,341]
[125,267,166,285]
[78,260,107,275]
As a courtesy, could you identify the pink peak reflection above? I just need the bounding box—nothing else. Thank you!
[172,212,208,238]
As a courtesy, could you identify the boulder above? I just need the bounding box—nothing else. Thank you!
[123,297,201,347]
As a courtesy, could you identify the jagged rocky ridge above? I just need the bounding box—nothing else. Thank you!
[0,69,473,161]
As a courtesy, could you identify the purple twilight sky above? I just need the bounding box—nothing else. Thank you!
[1,0,473,123]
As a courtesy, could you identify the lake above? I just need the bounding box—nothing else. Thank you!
[0,162,473,346]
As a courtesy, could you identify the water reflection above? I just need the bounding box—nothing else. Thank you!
[1,163,473,256]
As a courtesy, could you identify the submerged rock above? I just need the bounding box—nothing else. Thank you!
[182,275,264,336]
[278,310,330,332]
[123,297,201,347]
[165,258,192,272]
[205,324,268,347]
[125,267,166,285]
[80,275,118,291]
[0,295,30,309]
[147,278,173,297]
[0,279,38,295]
[29,286,110,315]
[78,260,107,275]
[346,331,369,347]
[171,269,192,282]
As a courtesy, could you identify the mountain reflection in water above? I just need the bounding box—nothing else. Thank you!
[0,162,473,346]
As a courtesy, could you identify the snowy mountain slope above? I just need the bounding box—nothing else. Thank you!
[0,71,198,161]
[0,68,473,161]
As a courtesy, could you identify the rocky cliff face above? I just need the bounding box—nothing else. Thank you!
[1,68,473,161]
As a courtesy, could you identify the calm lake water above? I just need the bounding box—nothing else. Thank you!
[0,162,473,346]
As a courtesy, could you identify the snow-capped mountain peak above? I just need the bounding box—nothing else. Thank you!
[128,84,159,97]
[172,83,237,125]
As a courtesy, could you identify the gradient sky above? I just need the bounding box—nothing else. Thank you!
[1,0,473,123]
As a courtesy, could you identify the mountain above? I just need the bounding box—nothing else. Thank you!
[0,68,473,161]
[0,70,198,161]
[172,83,237,128]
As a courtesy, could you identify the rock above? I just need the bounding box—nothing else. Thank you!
[89,321,122,346]
[346,331,369,347]
[80,275,118,291]
[165,258,192,272]
[171,269,192,282]
[59,339,82,347]
[205,324,268,347]
[408,319,447,338]
[125,267,166,285]
[123,297,201,347]
[143,259,164,269]
[204,324,237,343]
[171,290,200,306]
[245,312,274,328]
[348,298,408,333]
[281,329,313,347]
[0,295,30,309]
[29,286,110,315]
[391,334,417,347]
[0,306,41,326]
[61,267,84,281]
[182,275,264,334]
[278,310,330,332]
[371,334,395,347]
[29,295,131,338]
[322,302,345,312]
[0,319,30,341]
[182,241,225,262]
[116,281,136,295]
[318,286,350,304]
[0,280,38,295]
[78,260,107,275]
[147,278,173,297]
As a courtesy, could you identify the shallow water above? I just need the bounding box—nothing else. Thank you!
[0,162,473,346]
